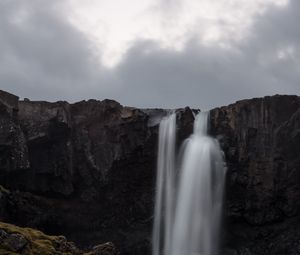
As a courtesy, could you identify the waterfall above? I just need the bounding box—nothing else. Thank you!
[153,112,225,255]
[152,113,176,255]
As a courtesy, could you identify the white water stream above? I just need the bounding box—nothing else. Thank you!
[153,112,225,255]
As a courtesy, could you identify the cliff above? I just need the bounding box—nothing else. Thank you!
[0,89,299,254]
[210,95,300,254]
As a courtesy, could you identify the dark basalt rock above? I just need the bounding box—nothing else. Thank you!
[0,91,29,174]
[0,89,299,254]
[0,91,195,254]
[210,95,300,254]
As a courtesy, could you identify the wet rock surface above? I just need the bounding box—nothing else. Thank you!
[0,89,299,254]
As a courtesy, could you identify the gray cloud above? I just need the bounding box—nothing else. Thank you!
[113,0,300,109]
[0,0,115,101]
[0,0,299,109]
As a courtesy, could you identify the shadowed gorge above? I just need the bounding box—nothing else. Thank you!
[0,90,300,254]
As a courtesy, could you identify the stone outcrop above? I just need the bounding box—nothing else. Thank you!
[0,90,29,173]
[0,90,18,114]
[0,90,299,254]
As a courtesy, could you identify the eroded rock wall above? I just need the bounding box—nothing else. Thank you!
[210,95,300,254]
[0,90,299,254]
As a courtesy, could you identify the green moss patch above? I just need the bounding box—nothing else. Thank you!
[0,222,116,255]
[0,222,76,255]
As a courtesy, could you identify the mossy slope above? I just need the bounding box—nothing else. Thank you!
[0,222,117,255]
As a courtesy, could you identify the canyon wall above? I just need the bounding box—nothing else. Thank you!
[0,90,299,254]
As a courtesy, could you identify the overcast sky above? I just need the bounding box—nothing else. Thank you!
[0,0,299,109]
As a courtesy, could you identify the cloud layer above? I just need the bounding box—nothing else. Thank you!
[0,0,299,109]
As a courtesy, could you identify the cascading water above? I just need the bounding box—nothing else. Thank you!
[171,112,225,255]
[153,113,176,255]
[153,111,225,255]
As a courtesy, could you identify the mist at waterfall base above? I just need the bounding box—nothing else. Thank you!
[152,112,226,255]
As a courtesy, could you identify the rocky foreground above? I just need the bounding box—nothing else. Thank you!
[0,220,117,255]
[0,89,299,254]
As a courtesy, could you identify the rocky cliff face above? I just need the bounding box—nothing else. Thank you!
[211,95,300,223]
[0,90,299,255]
[210,95,300,254]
